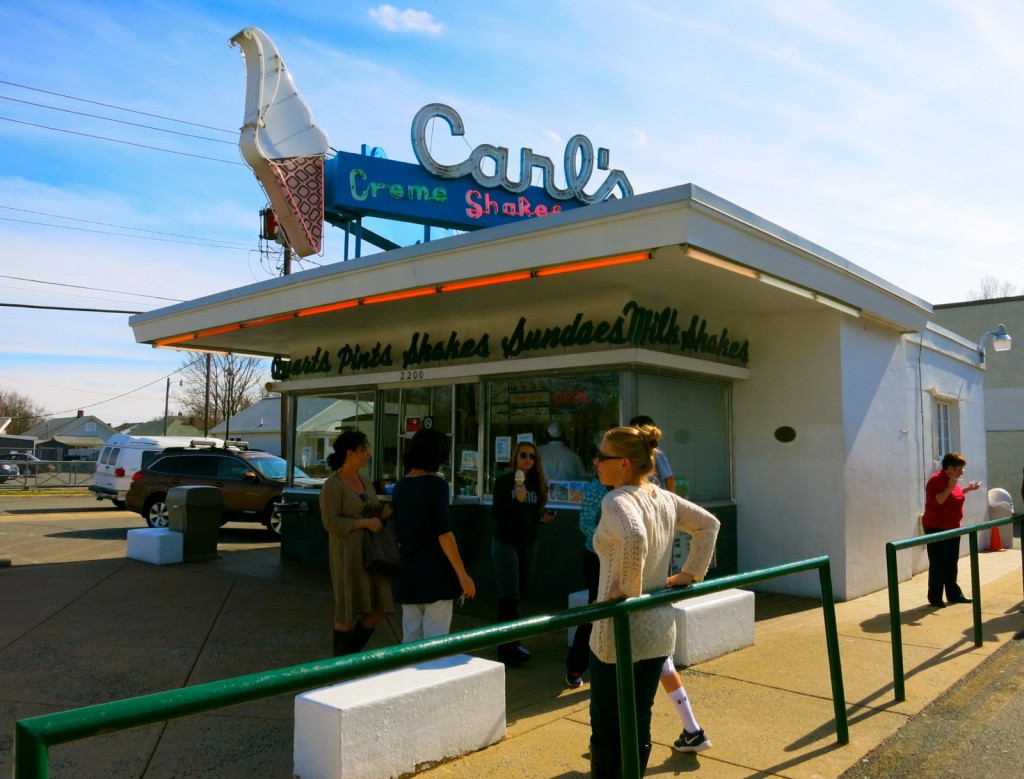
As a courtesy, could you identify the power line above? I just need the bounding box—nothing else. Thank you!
[0,302,142,314]
[34,358,208,419]
[0,116,245,165]
[0,205,254,249]
[0,274,183,302]
[0,94,236,145]
[0,215,253,250]
[0,79,236,135]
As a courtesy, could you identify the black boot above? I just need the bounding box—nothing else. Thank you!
[332,629,352,657]
[589,738,620,779]
[496,597,529,664]
[350,621,375,653]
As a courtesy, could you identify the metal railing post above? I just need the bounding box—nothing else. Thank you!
[817,559,849,744]
[885,542,906,701]
[612,612,641,779]
[13,722,47,779]
[968,532,982,646]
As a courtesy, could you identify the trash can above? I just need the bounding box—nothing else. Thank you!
[987,488,1014,552]
[168,485,223,561]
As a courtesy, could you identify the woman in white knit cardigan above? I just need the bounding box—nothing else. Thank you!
[587,424,720,778]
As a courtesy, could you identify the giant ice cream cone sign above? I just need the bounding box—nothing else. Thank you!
[230,27,328,257]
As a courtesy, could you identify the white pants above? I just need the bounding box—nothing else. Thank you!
[402,600,454,642]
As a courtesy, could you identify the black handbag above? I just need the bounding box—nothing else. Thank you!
[363,517,399,576]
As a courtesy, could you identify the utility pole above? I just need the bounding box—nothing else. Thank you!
[163,377,170,435]
[203,354,211,436]
[224,364,234,443]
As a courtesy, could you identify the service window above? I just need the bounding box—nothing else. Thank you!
[484,373,620,501]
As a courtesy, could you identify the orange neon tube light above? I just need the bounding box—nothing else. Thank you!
[296,300,360,317]
[534,251,651,277]
[196,323,243,338]
[156,333,197,347]
[362,287,437,305]
[440,271,533,293]
[244,313,296,327]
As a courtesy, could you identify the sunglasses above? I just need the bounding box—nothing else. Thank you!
[518,451,536,460]
[593,450,623,463]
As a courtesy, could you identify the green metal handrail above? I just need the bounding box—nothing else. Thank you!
[885,513,1023,701]
[15,555,847,778]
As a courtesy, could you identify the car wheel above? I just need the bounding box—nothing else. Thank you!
[265,502,284,536]
[144,495,169,528]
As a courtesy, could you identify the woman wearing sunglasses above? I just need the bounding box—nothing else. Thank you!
[491,440,556,664]
[587,424,720,777]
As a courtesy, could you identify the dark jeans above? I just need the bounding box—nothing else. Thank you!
[924,527,965,603]
[566,549,600,674]
[491,537,536,600]
[589,651,665,750]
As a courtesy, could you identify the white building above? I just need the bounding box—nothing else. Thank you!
[130,184,989,600]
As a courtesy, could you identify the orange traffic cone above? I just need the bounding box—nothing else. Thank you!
[989,525,1004,552]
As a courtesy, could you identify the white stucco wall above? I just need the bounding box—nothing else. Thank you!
[735,313,987,601]
[837,319,921,599]
[733,310,846,598]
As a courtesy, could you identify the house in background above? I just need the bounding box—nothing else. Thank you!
[22,411,118,460]
[932,296,1023,502]
[211,397,285,454]
[213,396,371,471]
[117,417,206,437]
[1,417,37,454]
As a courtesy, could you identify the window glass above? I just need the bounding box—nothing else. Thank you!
[454,383,480,497]
[218,456,253,481]
[934,400,954,461]
[637,373,731,502]
[180,455,217,478]
[484,373,619,501]
[101,447,118,466]
[294,392,375,479]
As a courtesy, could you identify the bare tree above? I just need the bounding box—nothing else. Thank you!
[173,354,268,433]
[0,387,47,435]
[969,276,1019,300]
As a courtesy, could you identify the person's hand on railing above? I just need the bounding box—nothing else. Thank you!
[667,571,695,588]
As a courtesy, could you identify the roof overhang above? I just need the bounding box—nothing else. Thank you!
[130,184,932,357]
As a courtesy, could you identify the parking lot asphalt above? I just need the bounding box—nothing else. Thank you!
[1,494,1022,778]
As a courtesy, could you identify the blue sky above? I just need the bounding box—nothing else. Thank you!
[2,0,1023,425]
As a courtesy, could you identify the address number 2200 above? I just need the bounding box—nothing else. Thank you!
[399,370,425,381]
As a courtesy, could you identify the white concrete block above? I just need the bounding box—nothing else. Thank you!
[294,654,505,779]
[126,528,183,565]
[673,588,755,667]
[567,588,589,646]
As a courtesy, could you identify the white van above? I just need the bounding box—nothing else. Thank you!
[90,434,224,507]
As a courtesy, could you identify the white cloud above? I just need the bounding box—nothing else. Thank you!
[369,5,445,36]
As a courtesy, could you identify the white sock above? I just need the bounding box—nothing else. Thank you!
[667,686,700,733]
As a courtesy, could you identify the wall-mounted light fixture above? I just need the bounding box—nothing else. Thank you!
[978,323,1012,363]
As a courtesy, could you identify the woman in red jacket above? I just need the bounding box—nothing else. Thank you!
[922,452,982,608]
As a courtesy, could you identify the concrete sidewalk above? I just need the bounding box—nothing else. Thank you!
[1,500,1021,778]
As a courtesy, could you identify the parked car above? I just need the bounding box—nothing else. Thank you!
[90,433,224,508]
[125,443,323,535]
[0,452,53,475]
[0,461,19,483]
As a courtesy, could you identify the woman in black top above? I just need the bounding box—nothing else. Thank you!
[491,440,556,664]
[393,428,475,642]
